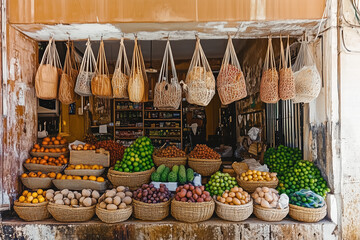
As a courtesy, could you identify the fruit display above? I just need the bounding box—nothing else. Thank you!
[21,172,56,178]
[289,189,326,208]
[84,133,98,145]
[251,187,282,209]
[25,156,68,166]
[47,188,100,207]
[174,184,212,202]
[188,144,221,159]
[239,170,278,182]
[71,143,96,151]
[113,137,154,172]
[18,189,47,204]
[205,171,238,197]
[151,164,194,183]
[95,140,126,166]
[154,146,186,158]
[66,164,104,170]
[98,186,133,210]
[133,184,172,203]
[31,144,68,153]
[55,173,105,182]
[264,145,302,176]
[41,136,67,146]
[216,186,251,205]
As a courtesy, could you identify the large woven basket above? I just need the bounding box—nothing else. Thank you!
[171,199,215,223]
[64,168,105,177]
[133,199,170,221]
[52,179,108,191]
[96,204,133,223]
[43,144,67,149]
[289,204,327,223]
[30,151,69,158]
[152,154,187,168]
[48,202,96,222]
[23,163,66,173]
[107,167,154,190]
[188,158,221,176]
[253,204,289,222]
[236,176,278,193]
[14,201,50,221]
[20,177,53,190]
[215,199,253,222]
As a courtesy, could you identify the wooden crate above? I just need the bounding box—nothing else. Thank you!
[70,150,110,167]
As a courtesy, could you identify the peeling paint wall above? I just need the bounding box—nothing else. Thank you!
[0,25,38,208]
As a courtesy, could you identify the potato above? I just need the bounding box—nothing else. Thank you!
[79,196,85,203]
[270,201,278,208]
[262,187,269,193]
[226,197,233,203]
[123,196,132,205]
[55,191,60,195]
[106,204,117,210]
[61,189,69,197]
[99,202,107,209]
[233,198,241,205]
[75,192,82,200]
[119,203,127,209]
[116,186,125,192]
[105,197,113,204]
[106,190,116,198]
[261,198,271,208]
[116,192,126,199]
[55,199,64,205]
[70,199,78,206]
[256,187,262,193]
[125,191,133,197]
[255,197,262,204]
[46,192,54,200]
[64,198,70,205]
[67,192,75,200]
[251,193,259,199]
[113,196,121,206]
[83,197,92,207]
[82,189,91,197]
[92,190,100,199]
[47,189,55,194]
[54,193,63,201]
[264,193,273,202]
[258,191,265,198]
[91,198,97,205]
[229,192,235,198]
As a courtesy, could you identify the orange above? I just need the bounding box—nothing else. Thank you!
[66,176,73,180]
[82,176,88,180]
[48,172,56,178]
[56,136,62,140]
[37,189,43,195]
[42,141,48,145]
[44,137,50,142]
[40,173,47,178]
[27,196,34,202]
[54,140,60,145]
[56,173,62,179]
[26,192,32,197]
[51,137,56,142]
[60,175,67,180]
[38,197,45,203]
[32,192,38,198]
[32,198,39,204]
[21,173,28,178]
[74,176,82,180]
[96,177,105,182]
[92,165,99,170]
[89,176,97,181]
[99,166,104,169]
[19,196,25,202]
[75,165,81,170]
[22,190,29,196]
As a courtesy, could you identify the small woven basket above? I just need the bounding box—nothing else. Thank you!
[14,201,50,221]
[21,177,53,190]
[30,151,69,158]
[52,179,108,191]
[152,155,187,168]
[64,168,105,177]
[96,204,133,223]
[253,204,289,222]
[133,199,170,221]
[171,199,215,223]
[23,163,66,173]
[289,204,327,223]
[47,202,96,222]
[107,167,154,190]
[188,158,221,176]
[215,199,253,222]
[236,176,278,193]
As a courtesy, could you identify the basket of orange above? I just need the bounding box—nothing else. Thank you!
[14,189,50,221]
[30,141,69,158]
[41,136,67,148]
[52,173,108,191]
[21,171,56,190]
[64,164,105,177]
[23,155,67,173]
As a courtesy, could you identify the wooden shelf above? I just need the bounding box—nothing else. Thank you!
[115,137,138,140]
[115,109,142,111]
[90,125,113,128]
[144,127,181,130]
[149,136,181,140]
[144,109,181,112]
[144,119,181,121]
[115,127,143,129]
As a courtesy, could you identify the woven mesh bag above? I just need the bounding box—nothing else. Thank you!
[112,38,130,98]
[58,41,76,104]
[279,36,295,100]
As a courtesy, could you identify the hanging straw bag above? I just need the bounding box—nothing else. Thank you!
[112,38,130,98]
[260,37,279,103]
[58,41,76,104]
[154,40,182,109]
[183,37,215,106]
[35,37,61,100]
[217,36,247,105]
[279,36,295,100]
[70,41,81,80]
[292,41,321,103]
[128,37,149,102]
[92,39,112,97]
[75,39,96,96]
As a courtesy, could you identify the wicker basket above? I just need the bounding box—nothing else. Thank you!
[14,201,50,221]
[96,204,133,223]
[43,144,67,149]
[23,163,66,173]
[236,176,278,193]
[289,204,327,223]
[253,204,289,222]
[133,199,170,221]
[47,202,96,222]
[171,199,215,223]
[30,151,69,158]
[64,168,105,177]
[20,177,53,190]
[215,199,253,222]
[188,158,221,176]
[107,167,154,190]
[152,154,187,168]
[52,179,108,191]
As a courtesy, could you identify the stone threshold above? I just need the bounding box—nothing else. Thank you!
[1,216,337,240]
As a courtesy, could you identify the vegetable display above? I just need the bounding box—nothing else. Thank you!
[47,189,100,207]
[95,140,126,166]
[205,171,237,196]
[154,145,185,158]
[18,189,47,204]
[98,186,133,210]
[112,137,154,172]
[289,189,325,208]
[239,170,277,182]
[133,184,172,204]
[55,173,105,182]
[66,164,104,170]
[151,164,194,183]
[174,184,212,202]
[265,145,302,174]
[71,143,97,151]
[188,144,220,159]
[216,186,251,205]
[251,187,281,209]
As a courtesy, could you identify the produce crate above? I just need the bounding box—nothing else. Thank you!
[70,150,110,167]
